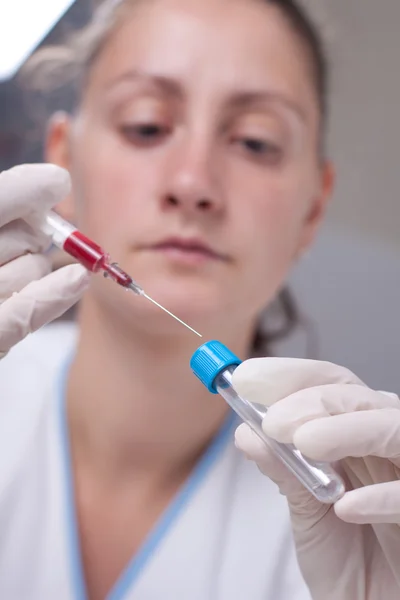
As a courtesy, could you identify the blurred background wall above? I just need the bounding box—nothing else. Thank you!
[277,0,400,392]
[0,0,399,390]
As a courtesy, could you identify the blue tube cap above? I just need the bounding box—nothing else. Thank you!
[190,340,242,393]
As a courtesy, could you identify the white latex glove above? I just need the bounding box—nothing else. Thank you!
[233,358,400,600]
[0,164,90,358]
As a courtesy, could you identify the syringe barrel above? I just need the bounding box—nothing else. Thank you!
[190,341,345,504]
[41,211,105,272]
[41,212,139,288]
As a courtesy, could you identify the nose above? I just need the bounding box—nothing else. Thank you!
[160,135,224,217]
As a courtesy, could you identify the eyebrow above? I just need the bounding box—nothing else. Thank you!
[105,69,183,97]
[228,91,307,123]
[106,69,307,122]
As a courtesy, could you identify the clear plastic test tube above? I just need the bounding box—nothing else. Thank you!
[190,341,345,504]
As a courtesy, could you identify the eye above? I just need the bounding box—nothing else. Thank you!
[239,137,283,163]
[119,122,170,146]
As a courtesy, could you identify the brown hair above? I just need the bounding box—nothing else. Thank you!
[22,0,329,357]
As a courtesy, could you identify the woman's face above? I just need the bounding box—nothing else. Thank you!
[48,0,333,334]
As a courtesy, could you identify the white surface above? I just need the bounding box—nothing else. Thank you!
[0,0,76,81]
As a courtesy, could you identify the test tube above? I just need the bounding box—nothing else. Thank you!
[190,341,345,504]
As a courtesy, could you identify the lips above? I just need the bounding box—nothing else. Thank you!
[147,237,227,261]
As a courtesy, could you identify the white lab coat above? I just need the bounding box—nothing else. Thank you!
[0,323,311,600]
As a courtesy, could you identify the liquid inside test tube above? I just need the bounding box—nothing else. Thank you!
[190,341,345,504]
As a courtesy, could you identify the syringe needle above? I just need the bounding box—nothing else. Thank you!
[143,293,202,338]
[126,281,202,337]
[40,212,203,339]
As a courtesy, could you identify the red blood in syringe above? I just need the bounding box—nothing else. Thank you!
[63,230,132,287]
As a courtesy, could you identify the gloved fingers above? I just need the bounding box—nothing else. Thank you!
[292,408,400,462]
[0,253,51,303]
[235,423,300,487]
[0,264,90,356]
[381,391,400,402]
[0,220,50,266]
[261,384,399,444]
[234,423,324,512]
[334,481,400,524]
[0,164,71,226]
[232,357,364,410]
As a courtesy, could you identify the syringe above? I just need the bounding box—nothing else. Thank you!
[41,211,202,337]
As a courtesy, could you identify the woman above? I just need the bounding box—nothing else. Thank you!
[0,0,399,599]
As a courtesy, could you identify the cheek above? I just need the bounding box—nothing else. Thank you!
[69,125,159,247]
[231,173,311,308]
[236,173,310,262]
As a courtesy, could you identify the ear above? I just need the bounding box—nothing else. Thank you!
[45,112,76,223]
[296,161,335,257]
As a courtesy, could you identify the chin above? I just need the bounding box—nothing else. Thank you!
[142,286,224,327]
[91,273,228,332]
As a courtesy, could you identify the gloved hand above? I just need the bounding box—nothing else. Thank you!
[0,164,90,358]
[233,358,400,600]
